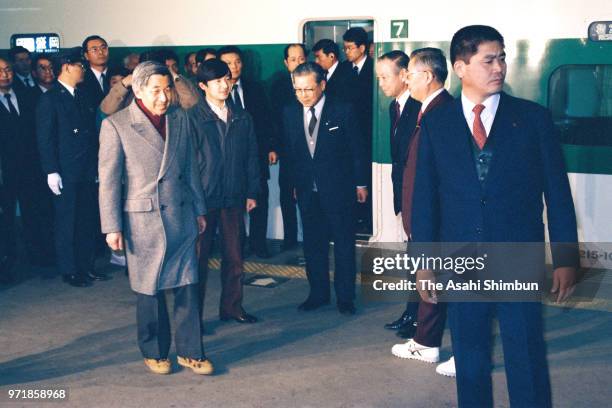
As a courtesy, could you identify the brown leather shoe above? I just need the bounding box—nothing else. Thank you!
[177,356,214,375]
[144,358,171,375]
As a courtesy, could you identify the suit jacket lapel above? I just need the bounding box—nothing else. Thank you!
[313,100,334,160]
[450,99,484,189]
[128,102,165,156]
[482,92,515,189]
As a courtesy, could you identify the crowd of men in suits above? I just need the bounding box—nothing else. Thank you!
[0,24,579,405]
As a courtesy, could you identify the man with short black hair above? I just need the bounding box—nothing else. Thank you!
[412,26,578,406]
[158,49,180,76]
[218,46,278,258]
[270,43,306,251]
[37,48,107,287]
[80,35,110,105]
[312,39,350,100]
[189,58,260,324]
[342,27,373,232]
[195,48,217,67]
[184,52,197,78]
[31,55,55,97]
[283,62,367,315]
[8,46,35,92]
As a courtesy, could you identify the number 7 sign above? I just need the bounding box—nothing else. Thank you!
[390,20,409,39]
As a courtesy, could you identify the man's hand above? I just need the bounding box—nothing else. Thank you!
[197,215,206,234]
[356,187,368,203]
[246,198,257,212]
[551,266,576,303]
[121,74,133,88]
[268,151,278,165]
[47,173,63,195]
[416,269,438,304]
[106,232,124,251]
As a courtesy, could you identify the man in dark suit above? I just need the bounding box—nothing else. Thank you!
[390,48,454,375]
[270,44,306,251]
[219,46,278,258]
[342,27,373,232]
[0,57,55,276]
[31,54,55,98]
[79,35,110,106]
[8,47,36,93]
[313,39,351,102]
[375,50,422,337]
[37,48,108,287]
[283,62,367,315]
[412,26,579,407]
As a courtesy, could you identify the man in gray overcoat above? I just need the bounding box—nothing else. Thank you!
[98,61,213,376]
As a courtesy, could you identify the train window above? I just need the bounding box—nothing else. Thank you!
[549,65,612,146]
[302,20,373,56]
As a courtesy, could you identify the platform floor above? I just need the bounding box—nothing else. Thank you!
[0,245,610,408]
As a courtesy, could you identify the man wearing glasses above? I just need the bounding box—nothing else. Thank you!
[80,35,110,106]
[37,48,107,286]
[31,55,55,97]
[282,62,367,315]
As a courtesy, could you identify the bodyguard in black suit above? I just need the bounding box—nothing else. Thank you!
[0,57,55,273]
[37,49,107,287]
[342,27,374,232]
[312,39,352,102]
[375,50,422,336]
[219,46,278,258]
[79,35,110,106]
[31,54,56,98]
[269,44,307,251]
[8,47,36,94]
[283,62,367,314]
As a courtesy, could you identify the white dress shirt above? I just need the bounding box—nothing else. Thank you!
[420,88,445,114]
[326,61,339,81]
[461,92,500,136]
[352,55,367,74]
[90,67,108,91]
[396,89,411,114]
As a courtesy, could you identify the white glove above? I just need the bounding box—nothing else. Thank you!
[47,173,63,195]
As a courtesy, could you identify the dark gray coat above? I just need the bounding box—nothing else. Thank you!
[188,100,260,209]
[98,102,206,295]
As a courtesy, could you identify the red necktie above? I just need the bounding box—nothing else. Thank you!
[416,110,423,127]
[472,104,487,150]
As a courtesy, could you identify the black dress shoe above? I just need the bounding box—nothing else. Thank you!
[337,301,356,315]
[63,274,91,287]
[86,270,110,281]
[220,309,258,324]
[297,297,330,311]
[385,310,415,330]
[396,321,418,338]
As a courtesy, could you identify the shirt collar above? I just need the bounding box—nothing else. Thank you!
[420,88,445,113]
[395,89,411,113]
[206,98,228,122]
[90,67,108,81]
[353,55,367,74]
[38,83,51,93]
[327,61,339,79]
[303,94,326,118]
[58,79,76,96]
[16,73,33,83]
[461,92,500,121]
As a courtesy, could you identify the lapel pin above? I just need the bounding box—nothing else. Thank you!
[73,128,79,134]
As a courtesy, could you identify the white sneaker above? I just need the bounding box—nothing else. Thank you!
[436,356,456,377]
[391,339,440,363]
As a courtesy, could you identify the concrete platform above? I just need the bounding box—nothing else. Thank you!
[0,248,610,408]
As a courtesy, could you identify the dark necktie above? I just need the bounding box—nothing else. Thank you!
[416,110,423,127]
[391,101,401,136]
[472,104,487,150]
[100,73,107,93]
[232,84,243,110]
[4,93,18,116]
[308,107,317,136]
[24,77,33,87]
[353,65,359,77]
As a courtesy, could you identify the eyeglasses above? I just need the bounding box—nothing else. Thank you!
[37,64,53,72]
[0,67,13,74]
[88,45,108,53]
[294,88,316,95]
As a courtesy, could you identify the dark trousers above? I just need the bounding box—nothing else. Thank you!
[278,160,297,246]
[1,181,55,265]
[298,192,356,303]
[248,179,269,251]
[448,302,551,408]
[136,284,203,359]
[53,181,97,278]
[413,301,447,347]
[198,207,244,318]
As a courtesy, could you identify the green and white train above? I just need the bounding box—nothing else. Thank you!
[2,0,611,268]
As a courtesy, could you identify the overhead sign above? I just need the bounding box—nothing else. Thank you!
[588,22,612,41]
[10,33,61,53]
[390,20,409,40]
